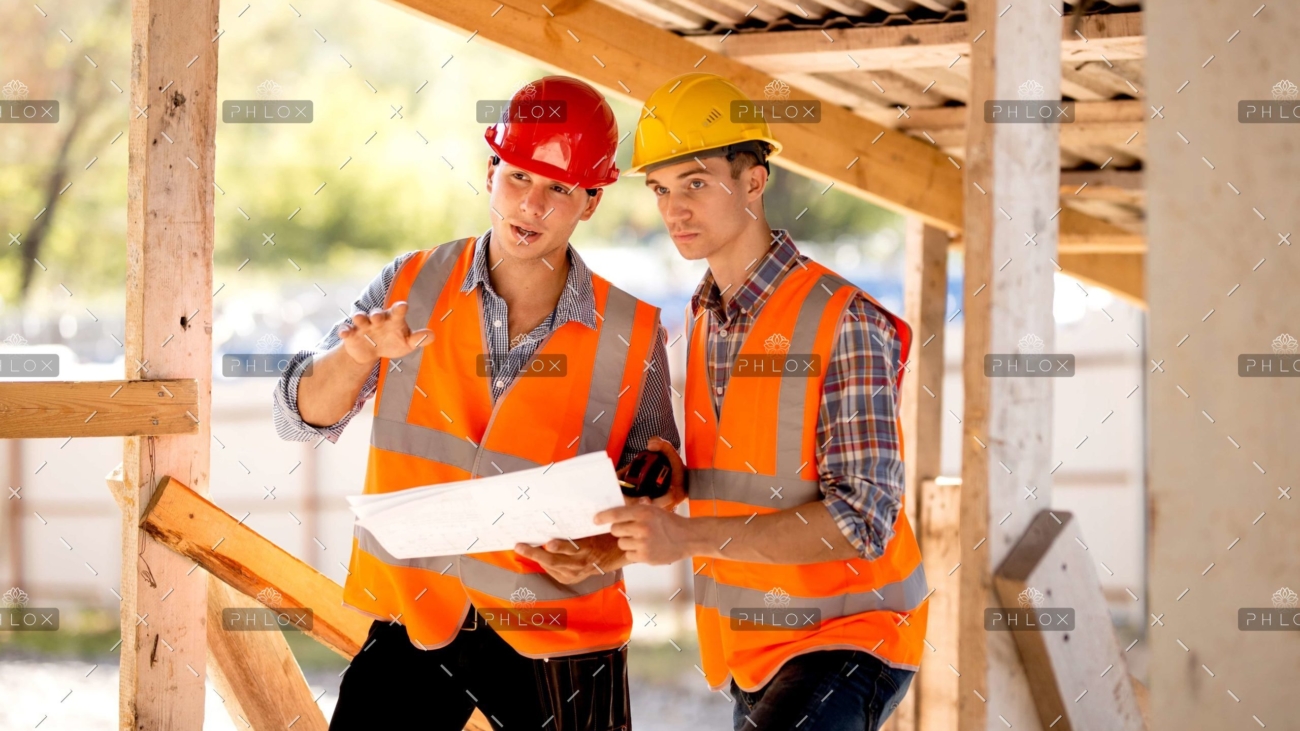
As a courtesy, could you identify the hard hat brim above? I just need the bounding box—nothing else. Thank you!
[624,138,782,177]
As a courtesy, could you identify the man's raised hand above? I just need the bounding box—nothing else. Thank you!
[337,301,434,365]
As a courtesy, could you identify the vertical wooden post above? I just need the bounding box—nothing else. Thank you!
[4,440,22,590]
[918,478,962,731]
[122,0,220,725]
[959,1,1061,730]
[884,219,951,731]
[1145,2,1300,729]
[901,220,951,533]
[302,440,320,568]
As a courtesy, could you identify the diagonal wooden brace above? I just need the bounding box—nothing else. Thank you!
[126,469,492,731]
[995,510,1149,731]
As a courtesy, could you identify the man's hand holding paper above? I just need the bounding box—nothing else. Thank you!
[347,451,629,560]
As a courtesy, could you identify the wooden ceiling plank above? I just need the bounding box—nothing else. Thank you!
[605,0,709,29]
[696,11,1144,73]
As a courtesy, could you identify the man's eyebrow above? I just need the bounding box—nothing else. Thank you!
[645,166,715,186]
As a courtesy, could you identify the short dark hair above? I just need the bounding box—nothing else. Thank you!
[725,142,773,181]
[726,150,761,180]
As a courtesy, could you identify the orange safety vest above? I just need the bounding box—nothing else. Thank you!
[342,236,662,659]
[685,258,929,692]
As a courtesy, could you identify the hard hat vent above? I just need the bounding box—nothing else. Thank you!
[701,107,722,128]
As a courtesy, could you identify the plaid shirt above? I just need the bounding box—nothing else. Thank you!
[691,230,906,560]
[273,228,680,468]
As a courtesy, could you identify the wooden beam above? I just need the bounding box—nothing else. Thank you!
[139,475,495,731]
[900,219,951,533]
[1056,252,1144,308]
[886,219,952,731]
[993,510,1144,731]
[1057,207,1145,254]
[689,11,1144,73]
[111,464,328,730]
[206,576,328,730]
[1060,169,1144,191]
[122,0,219,723]
[139,475,372,659]
[959,2,1061,730]
[0,379,199,438]
[898,99,1145,131]
[4,441,24,591]
[918,478,961,731]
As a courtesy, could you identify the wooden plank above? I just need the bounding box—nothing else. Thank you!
[690,11,1144,73]
[1146,2,1300,728]
[899,99,1145,131]
[993,510,1144,731]
[122,0,219,723]
[900,220,950,533]
[958,2,1061,730]
[918,479,961,731]
[137,475,494,730]
[139,475,372,659]
[4,441,24,590]
[1059,169,1143,190]
[1056,253,1144,308]
[0,379,199,438]
[914,124,1146,167]
[206,576,328,731]
[885,220,952,731]
[604,0,708,29]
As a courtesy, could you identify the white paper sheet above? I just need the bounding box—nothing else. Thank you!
[348,451,626,559]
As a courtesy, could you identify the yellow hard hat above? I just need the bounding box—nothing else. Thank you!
[625,72,783,176]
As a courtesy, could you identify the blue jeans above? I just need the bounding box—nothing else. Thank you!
[730,650,915,731]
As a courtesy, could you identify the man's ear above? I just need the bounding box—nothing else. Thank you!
[485,155,498,193]
[580,187,603,221]
[746,163,769,201]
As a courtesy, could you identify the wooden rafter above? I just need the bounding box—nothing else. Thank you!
[690,11,1145,73]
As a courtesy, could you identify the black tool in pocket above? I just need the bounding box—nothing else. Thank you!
[532,645,631,731]
[617,449,673,501]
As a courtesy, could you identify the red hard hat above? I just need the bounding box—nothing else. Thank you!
[484,76,620,190]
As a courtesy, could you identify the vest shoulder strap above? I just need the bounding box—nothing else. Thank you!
[391,237,474,336]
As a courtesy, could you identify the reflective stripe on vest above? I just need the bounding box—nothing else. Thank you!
[693,561,929,617]
[685,261,929,691]
[343,236,659,658]
[355,526,622,601]
[369,238,643,476]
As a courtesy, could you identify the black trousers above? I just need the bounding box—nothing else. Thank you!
[329,614,630,731]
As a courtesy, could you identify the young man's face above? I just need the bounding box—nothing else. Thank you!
[485,158,601,265]
[644,155,767,261]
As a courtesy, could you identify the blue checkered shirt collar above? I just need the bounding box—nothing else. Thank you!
[459,227,598,331]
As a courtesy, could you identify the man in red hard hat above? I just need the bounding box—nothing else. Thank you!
[273,76,683,730]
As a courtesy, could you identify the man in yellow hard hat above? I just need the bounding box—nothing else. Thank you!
[595,72,929,731]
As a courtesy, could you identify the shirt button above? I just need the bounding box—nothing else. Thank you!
[719,329,728,337]
[493,319,502,327]
[715,386,724,396]
[495,380,504,389]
